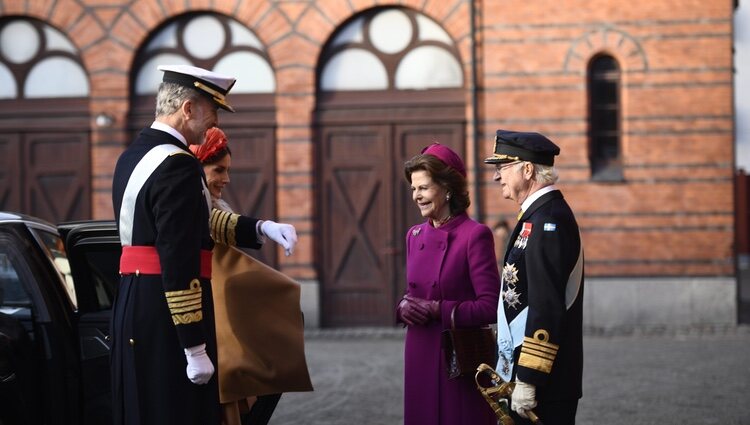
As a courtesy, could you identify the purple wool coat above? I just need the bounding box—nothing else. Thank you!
[402,212,500,425]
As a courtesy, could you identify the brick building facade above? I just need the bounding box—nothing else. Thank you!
[0,0,738,328]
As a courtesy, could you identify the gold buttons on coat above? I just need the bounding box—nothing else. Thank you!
[129,338,135,346]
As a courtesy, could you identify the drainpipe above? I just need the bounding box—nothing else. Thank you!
[470,0,483,221]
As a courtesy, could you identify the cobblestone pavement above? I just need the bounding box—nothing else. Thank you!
[270,326,750,425]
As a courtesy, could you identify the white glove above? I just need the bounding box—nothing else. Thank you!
[511,378,537,418]
[184,343,214,385]
[261,220,298,256]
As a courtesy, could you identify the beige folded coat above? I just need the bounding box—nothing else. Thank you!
[211,243,313,420]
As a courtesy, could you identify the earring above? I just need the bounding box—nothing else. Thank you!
[446,193,451,201]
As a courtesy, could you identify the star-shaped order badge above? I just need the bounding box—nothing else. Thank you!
[503,286,521,310]
[501,263,522,310]
[502,262,519,284]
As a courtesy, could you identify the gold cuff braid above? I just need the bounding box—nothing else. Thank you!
[210,208,239,246]
[518,329,559,374]
[166,279,203,325]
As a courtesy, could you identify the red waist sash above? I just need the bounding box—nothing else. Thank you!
[119,246,212,279]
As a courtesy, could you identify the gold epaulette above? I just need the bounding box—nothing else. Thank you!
[518,329,559,374]
[165,279,203,325]
[210,208,239,246]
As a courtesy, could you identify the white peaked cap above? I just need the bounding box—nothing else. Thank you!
[158,64,237,112]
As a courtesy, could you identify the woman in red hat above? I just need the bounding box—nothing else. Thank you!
[397,143,500,425]
[191,128,312,425]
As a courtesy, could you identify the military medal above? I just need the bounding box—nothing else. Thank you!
[501,360,510,376]
[503,286,521,310]
[513,222,533,249]
[501,263,522,310]
[501,263,519,284]
[498,339,514,377]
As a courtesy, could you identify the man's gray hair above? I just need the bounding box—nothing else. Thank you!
[513,161,559,185]
[532,162,559,184]
[154,82,201,118]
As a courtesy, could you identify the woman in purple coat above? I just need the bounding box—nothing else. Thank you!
[396,143,500,425]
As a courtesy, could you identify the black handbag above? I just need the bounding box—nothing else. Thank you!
[441,305,497,379]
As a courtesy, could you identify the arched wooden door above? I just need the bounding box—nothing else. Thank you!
[316,7,466,326]
[0,18,91,222]
[128,12,279,266]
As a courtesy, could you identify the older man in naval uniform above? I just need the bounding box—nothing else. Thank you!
[486,130,584,425]
[111,65,295,425]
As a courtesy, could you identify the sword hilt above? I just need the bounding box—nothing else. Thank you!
[527,409,544,425]
[475,363,547,425]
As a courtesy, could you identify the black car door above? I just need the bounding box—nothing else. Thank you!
[0,221,57,425]
[58,220,121,425]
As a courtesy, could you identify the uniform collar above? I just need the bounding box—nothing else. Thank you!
[151,121,188,146]
[521,185,556,213]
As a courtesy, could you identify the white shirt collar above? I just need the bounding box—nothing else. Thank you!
[150,121,187,146]
[521,185,557,213]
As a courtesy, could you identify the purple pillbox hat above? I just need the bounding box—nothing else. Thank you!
[421,142,467,177]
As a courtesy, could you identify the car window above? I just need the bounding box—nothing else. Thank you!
[0,252,32,318]
[79,247,118,310]
[30,229,78,310]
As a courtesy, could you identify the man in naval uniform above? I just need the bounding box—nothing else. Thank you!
[111,64,296,425]
[485,130,584,425]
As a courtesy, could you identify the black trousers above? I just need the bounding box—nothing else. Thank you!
[241,393,282,425]
[510,400,578,425]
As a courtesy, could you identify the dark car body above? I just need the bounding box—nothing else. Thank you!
[0,212,119,425]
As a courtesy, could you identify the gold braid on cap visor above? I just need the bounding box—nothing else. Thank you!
[489,153,521,161]
[489,137,521,161]
[193,81,234,112]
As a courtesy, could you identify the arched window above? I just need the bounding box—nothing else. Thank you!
[0,17,91,222]
[587,54,623,181]
[318,7,463,91]
[132,13,275,96]
[0,18,89,99]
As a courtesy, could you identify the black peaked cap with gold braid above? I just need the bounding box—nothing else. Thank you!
[484,130,560,166]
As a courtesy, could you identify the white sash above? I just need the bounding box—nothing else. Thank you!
[118,144,184,246]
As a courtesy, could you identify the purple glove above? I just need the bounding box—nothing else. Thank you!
[396,297,430,326]
[404,295,441,321]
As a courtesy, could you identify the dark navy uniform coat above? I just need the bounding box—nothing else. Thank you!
[111,127,261,425]
[496,189,584,406]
